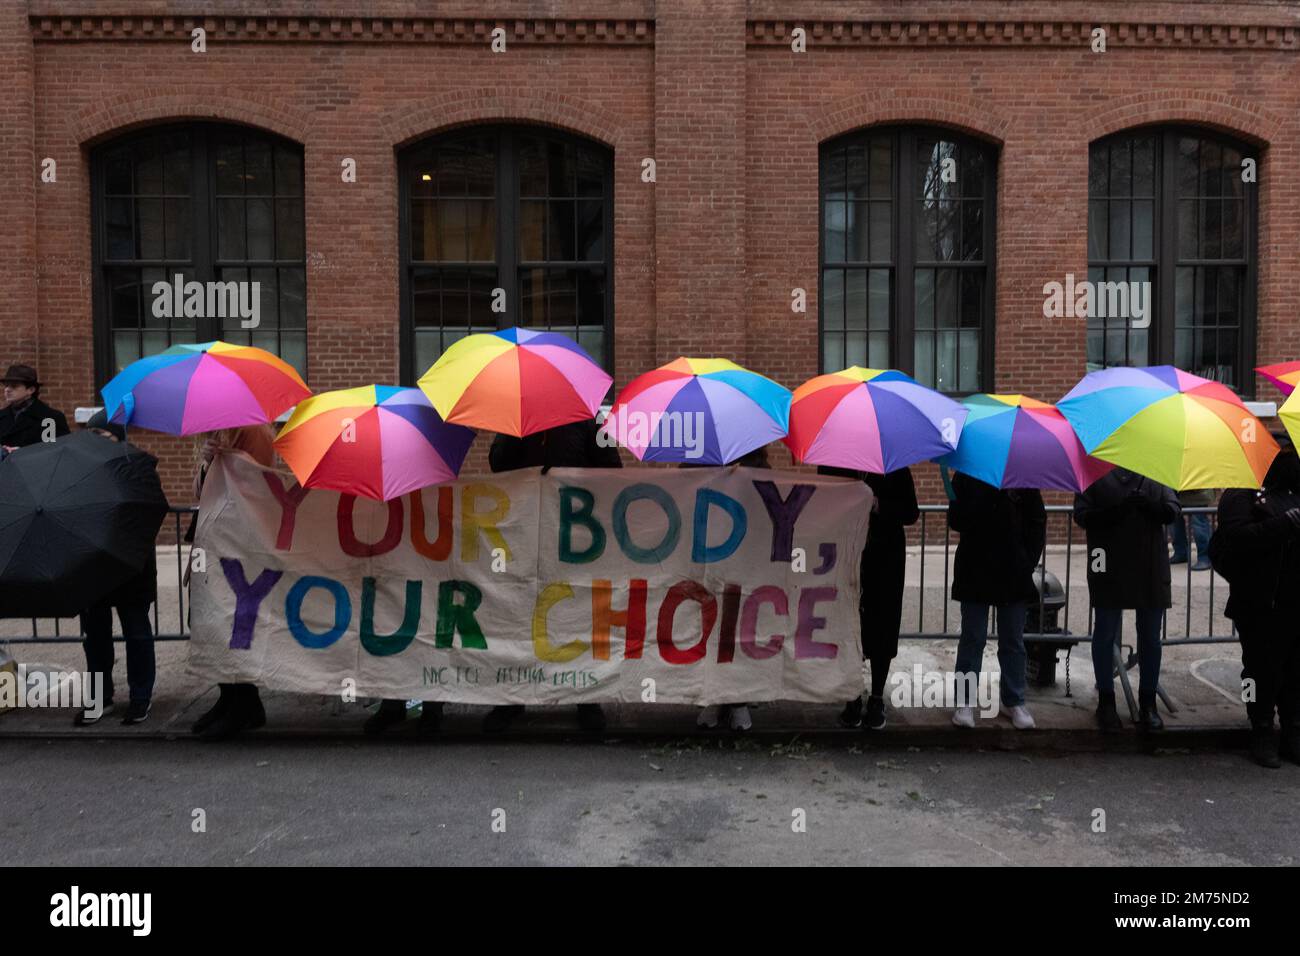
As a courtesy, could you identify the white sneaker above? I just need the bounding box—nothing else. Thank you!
[951,706,976,728]
[697,705,721,729]
[1001,704,1036,730]
[728,704,753,732]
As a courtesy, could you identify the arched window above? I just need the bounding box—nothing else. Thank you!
[819,126,997,392]
[398,125,614,382]
[91,123,307,383]
[1088,127,1258,390]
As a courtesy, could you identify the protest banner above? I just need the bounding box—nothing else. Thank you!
[188,454,872,705]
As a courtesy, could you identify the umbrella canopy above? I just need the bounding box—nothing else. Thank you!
[275,386,475,501]
[1058,365,1277,490]
[1256,361,1300,396]
[600,358,791,465]
[939,394,1112,491]
[416,327,612,437]
[0,432,168,618]
[784,367,967,473]
[102,341,310,436]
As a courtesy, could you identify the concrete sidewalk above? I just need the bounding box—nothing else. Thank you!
[0,634,1255,751]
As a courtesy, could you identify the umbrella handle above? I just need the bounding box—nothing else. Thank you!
[939,463,956,501]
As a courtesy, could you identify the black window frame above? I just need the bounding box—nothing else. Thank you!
[90,121,308,389]
[1088,125,1259,395]
[818,125,998,394]
[397,124,616,386]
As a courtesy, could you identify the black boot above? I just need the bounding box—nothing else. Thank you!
[198,683,264,741]
[1250,723,1282,769]
[576,703,606,733]
[191,684,232,735]
[1096,692,1123,733]
[417,702,443,738]
[838,695,863,728]
[1279,723,1300,766]
[364,699,407,736]
[1137,695,1164,732]
[483,704,524,733]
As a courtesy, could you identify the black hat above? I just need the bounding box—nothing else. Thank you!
[85,409,127,443]
[1,364,38,387]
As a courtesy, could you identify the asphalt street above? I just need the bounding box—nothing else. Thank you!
[2,737,1297,866]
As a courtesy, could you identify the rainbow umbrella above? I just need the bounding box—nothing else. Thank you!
[940,394,1112,491]
[417,327,612,437]
[102,341,309,436]
[601,358,791,464]
[274,386,475,501]
[1256,361,1300,396]
[1058,365,1277,490]
[784,367,967,473]
[1278,389,1300,449]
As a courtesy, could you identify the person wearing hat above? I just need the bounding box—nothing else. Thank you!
[74,410,158,725]
[1209,427,1300,768]
[0,364,70,452]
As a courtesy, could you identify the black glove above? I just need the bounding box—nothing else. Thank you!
[1285,507,1300,531]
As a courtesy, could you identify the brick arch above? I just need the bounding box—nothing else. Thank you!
[70,90,312,147]
[808,89,1012,147]
[1082,91,1282,148]
[381,89,626,151]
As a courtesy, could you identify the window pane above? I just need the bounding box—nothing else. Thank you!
[868,269,890,331]
[822,269,844,331]
[848,202,869,261]
[578,200,604,261]
[869,139,892,198]
[960,201,983,261]
[217,198,247,260]
[246,198,274,260]
[845,270,867,330]
[547,200,576,261]
[914,268,935,329]
[824,201,847,262]
[136,199,165,259]
[275,199,305,259]
[846,143,869,200]
[1132,200,1154,260]
[868,201,891,262]
[520,201,545,261]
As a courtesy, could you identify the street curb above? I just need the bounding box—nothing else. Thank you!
[0,724,1254,753]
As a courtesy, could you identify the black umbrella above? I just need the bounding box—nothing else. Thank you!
[0,431,169,618]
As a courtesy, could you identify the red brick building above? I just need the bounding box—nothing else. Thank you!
[5,1,1299,501]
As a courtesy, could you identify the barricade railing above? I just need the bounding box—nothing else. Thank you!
[907,504,1233,647]
[5,504,1234,648]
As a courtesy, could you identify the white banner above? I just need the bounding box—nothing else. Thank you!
[188,454,871,705]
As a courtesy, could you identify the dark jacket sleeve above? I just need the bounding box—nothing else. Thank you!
[1141,479,1180,525]
[488,433,526,473]
[877,468,919,527]
[946,473,975,532]
[1020,490,1047,566]
[1213,490,1299,551]
[53,408,70,438]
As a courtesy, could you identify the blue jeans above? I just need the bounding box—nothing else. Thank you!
[1091,606,1163,703]
[956,602,1027,708]
[1169,513,1211,562]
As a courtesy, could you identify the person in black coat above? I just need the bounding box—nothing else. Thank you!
[1,364,70,452]
[74,411,158,726]
[1073,467,1179,733]
[948,471,1045,729]
[1209,433,1300,768]
[819,466,918,730]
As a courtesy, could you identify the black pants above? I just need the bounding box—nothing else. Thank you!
[80,600,155,706]
[1235,611,1300,728]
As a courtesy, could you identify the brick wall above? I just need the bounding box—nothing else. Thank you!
[8,1,1300,506]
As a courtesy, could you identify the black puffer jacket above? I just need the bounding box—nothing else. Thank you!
[948,471,1046,606]
[1210,451,1300,619]
[1073,468,1180,610]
